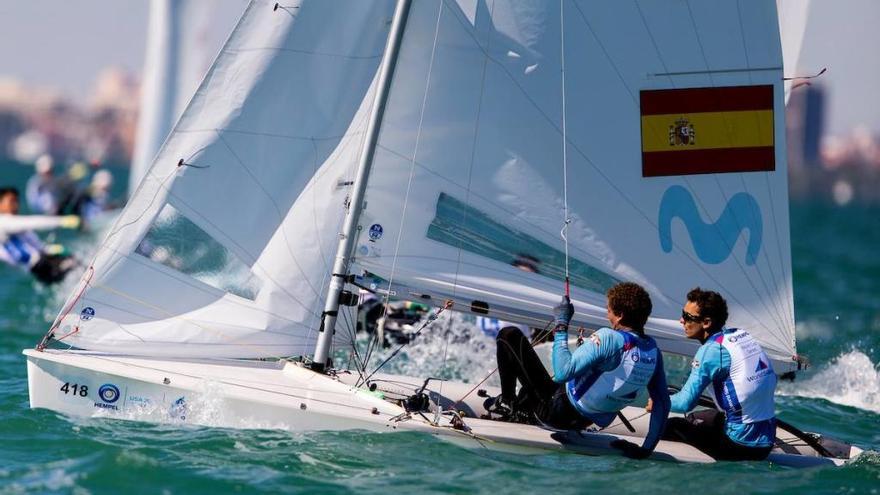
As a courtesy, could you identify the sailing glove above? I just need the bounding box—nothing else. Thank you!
[552,295,574,330]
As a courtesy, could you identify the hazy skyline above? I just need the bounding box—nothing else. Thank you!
[0,0,877,138]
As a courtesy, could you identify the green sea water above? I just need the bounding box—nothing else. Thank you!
[1,162,879,494]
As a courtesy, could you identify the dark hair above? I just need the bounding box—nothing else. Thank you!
[607,282,653,331]
[0,187,19,199]
[686,287,728,331]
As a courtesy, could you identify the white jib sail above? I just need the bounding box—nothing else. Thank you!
[54,0,396,358]
[352,0,797,371]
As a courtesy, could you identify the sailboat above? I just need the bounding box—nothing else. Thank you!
[776,0,812,103]
[25,0,860,466]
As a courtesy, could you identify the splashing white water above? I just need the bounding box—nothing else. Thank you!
[779,350,880,414]
[361,311,501,385]
[89,379,297,431]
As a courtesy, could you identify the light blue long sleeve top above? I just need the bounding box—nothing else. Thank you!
[669,332,775,447]
[552,327,671,453]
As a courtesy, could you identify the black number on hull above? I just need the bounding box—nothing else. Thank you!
[60,382,89,397]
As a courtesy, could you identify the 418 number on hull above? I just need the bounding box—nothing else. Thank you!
[60,382,88,397]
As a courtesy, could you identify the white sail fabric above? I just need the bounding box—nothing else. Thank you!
[353,0,797,371]
[131,0,215,195]
[776,0,811,104]
[56,0,396,358]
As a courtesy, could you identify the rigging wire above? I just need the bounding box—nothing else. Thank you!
[559,0,572,295]
[433,318,453,423]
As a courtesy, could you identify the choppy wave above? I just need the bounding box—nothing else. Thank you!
[779,350,880,413]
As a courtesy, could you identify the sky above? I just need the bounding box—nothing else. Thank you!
[0,0,877,138]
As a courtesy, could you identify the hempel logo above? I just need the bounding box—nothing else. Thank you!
[94,383,120,410]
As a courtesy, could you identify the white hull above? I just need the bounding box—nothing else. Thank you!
[24,349,856,467]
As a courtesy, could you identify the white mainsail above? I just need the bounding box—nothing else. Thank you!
[352,0,796,371]
[53,0,794,371]
[57,0,396,358]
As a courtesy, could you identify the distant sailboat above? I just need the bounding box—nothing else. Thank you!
[776,0,812,103]
[25,0,858,465]
[129,0,233,195]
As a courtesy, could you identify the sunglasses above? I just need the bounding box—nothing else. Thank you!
[681,310,703,323]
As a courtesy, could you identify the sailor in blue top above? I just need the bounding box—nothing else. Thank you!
[490,282,670,459]
[661,288,777,461]
[0,187,79,284]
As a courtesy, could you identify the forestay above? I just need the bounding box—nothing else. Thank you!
[53,0,396,358]
[352,0,797,371]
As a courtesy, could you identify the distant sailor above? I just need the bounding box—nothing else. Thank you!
[25,154,60,215]
[77,169,116,225]
[489,282,670,459]
[660,288,777,461]
[0,187,80,284]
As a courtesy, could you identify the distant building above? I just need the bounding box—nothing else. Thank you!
[801,85,826,169]
[0,70,138,165]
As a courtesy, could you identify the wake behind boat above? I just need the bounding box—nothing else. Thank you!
[22,0,862,467]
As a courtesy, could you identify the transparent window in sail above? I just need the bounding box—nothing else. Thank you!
[135,204,261,300]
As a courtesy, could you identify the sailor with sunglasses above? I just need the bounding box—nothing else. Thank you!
[656,288,777,461]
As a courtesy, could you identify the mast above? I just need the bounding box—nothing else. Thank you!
[311,0,413,371]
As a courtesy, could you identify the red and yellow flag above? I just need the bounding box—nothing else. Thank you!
[640,85,775,177]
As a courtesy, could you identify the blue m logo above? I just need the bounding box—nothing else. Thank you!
[658,185,763,265]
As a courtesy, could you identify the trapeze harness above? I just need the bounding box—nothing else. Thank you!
[566,332,658,418]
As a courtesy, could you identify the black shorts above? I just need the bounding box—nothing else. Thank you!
[663,409,773,461]
[30,254,76,284]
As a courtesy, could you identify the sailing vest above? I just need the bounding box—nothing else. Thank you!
[707,329,776,424]
[566,332,658,416]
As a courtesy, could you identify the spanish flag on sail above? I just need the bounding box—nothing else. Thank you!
[640,85,775,177]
